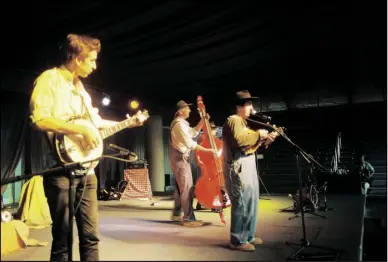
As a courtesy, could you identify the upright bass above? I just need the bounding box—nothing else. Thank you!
[194,96,230,224]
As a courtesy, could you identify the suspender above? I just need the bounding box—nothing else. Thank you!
[170,118,191,154]
[169,117,182,150]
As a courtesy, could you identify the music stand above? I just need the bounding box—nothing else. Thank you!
[246,119,344,260]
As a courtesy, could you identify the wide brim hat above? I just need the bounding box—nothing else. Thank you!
[175,100,193,115]
[235,90,259,101]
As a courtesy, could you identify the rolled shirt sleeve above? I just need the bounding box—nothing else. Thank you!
[29,71,56,125]
[189,127,199,138]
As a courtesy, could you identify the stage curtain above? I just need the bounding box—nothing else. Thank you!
[1,90,29,194]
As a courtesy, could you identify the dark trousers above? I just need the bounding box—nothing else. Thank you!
[44,173,100,261]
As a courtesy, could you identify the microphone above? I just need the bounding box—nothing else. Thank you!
[108,144,139,161]
[108,144,130,155]
[251,109,272,122]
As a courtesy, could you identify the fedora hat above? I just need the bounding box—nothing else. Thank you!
[176,100,192,110]
[175,100,193,115]
[235,90,259,101]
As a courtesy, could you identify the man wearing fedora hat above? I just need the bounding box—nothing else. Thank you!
[222,90,278,251]
[169,100,215,227]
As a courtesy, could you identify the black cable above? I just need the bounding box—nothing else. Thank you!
[73,154,139,214]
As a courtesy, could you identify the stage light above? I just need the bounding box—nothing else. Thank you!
[129,99,139,110]
[1,210,13,222]
[102,93,111,106]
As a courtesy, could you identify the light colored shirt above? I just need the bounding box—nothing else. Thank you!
[170,117,199,154]
[29,66,106,174]
[30,66,105,127]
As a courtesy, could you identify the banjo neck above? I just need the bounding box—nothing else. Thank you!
[99,110,149,140]
[99,117,137,140]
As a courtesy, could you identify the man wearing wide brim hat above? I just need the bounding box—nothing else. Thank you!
[174,100,192,116]
[222,90,278,252]
[234,89,260,104]
[169,100,215,227]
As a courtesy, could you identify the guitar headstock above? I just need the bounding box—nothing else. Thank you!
[136,109,150,124]
[126,110,150,125]
[141,110,150,119]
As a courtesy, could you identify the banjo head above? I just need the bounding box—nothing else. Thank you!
[56,118,103,169]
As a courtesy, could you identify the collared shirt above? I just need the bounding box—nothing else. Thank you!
[30,66,104,127]
[170,117,199,154]
[222,114,260,163]
[29,66,105,174]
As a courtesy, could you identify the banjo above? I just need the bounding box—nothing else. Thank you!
[53,110,149,170]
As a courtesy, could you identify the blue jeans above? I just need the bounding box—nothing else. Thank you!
[224,153,259,245]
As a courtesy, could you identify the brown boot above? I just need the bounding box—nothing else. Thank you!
[229,243,255,252]
[196,202,203,210]
[249,238,263,245]
[182,220,204,227]
[171,215,183,222]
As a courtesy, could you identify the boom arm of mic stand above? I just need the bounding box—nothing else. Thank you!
[246,118,327,172]
[0,152,125,186]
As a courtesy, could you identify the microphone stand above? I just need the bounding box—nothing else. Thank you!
[255,152,271,199]
[1,152,124,262]
[247,118,344,260]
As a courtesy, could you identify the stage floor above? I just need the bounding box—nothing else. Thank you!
[2,194,364,261]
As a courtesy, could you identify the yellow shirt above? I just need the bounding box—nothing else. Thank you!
[222,114,260,163]
[30,66,104,126]
[29,66,105,174]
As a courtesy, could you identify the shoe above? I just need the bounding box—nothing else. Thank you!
[222,193,232,207]
[229,243,255,252]
[171,215,183,222]
[249,238,263,245]
[182,220,204,227]
[196,202,203,210]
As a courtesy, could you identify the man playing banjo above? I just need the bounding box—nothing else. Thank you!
[29,34,148,261]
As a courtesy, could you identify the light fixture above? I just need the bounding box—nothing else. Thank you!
[128,99,140,110]
[1,210,13,222]
[101,93,111,106]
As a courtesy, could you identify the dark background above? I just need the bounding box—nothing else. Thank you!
[2,1,386,125]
